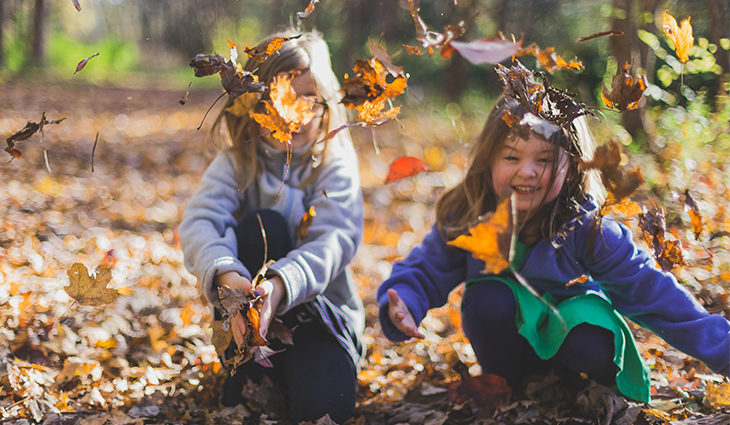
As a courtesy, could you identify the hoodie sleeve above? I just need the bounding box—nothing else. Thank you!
[267,137,364,314]
[377,225,468,342]
[578,217,730,376]
[179,153,251,307]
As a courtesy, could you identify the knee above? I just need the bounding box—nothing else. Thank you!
[461,280,517,328]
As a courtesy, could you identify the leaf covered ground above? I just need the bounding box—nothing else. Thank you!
[1,81,729,424]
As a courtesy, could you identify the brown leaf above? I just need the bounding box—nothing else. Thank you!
[71,0,81,11]
[684,189,703,240]
[342,58,407,110]
[406,0,465,54]
[5,112,66,159]
[601,62,647,111]
[65,263,118,306]
[402,44,423,55]
[217,285,249,319]
[583,141,644,201]
[244,35,302,63]
[369,39,404,77]
[188,53,227,77]
[639,206,685,271]
[385,156,427,183]
[74,52,99,74]
[516,44,584,73]
[662,11,694,63]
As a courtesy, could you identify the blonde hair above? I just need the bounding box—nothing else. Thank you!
[436,96,604,244]
[210,29,349,191]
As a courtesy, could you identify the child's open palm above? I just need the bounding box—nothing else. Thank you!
[387,289,425,339]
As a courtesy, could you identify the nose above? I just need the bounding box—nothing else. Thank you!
[516,159,540,179]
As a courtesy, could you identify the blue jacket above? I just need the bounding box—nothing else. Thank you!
[378,202,730,376]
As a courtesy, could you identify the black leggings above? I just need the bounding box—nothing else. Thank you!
[220,209,357,424]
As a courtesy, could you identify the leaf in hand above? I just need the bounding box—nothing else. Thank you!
[246,307,269,346]
[385,156,427,183]
[217,285,249,319]
[601,62,647,111]
[244,35,302,63]
[267,318,294,345]
[5,112,66,159]
[74,52,99,74]
[65,263,118,306]
[250,73,316,143]
[662,11,694,63]
[684,189,703,240]
[448,198,511,275]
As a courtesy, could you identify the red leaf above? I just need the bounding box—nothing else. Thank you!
[385,156,427,183]
[74,52,99,74]
[448,38,522,65]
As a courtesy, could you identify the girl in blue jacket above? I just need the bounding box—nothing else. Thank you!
[180,30,363,423]
[378,63,729,402]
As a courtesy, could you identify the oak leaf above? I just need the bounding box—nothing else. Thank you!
[65,263,119,306]
[385,156,427,183]
[662,11,694,63]
[601,62,647,111]
[250,74,316,144]
[448,198,511,275]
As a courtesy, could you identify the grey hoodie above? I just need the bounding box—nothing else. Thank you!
[179,135,365,359]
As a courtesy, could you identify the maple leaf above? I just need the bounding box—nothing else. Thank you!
[662,11,694,63]
[65,263,119,306]
[385,156,427,183]
[342,58,407,109]
[684,189,703,240]
[601,62,647,111]
[639,206,685,271]
[446,38,522,65]
[448,198,511,275]
[250,74,316,144]
[296,0,319,20]
[74,52,99,74]
[5,112,66,159]
[244,35,302,63]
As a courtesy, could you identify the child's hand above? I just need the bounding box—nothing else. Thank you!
[387,289,425,339]
[254,275,287,340]
[216,271,253,349]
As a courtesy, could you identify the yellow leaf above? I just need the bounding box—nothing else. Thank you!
[250,74,315,144]
[662,11,694,63]
[706,381,730,409]
[448,198,511,275]
[297,205,317,240]
[225,92,259,118]
[65,263,118,306]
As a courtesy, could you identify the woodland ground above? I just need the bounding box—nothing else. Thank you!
[1,81,729,424]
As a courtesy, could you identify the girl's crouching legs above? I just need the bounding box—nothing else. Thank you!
[461,280,543,388]
[553,323,617,386]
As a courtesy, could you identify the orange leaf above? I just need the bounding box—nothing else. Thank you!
[403,44,423,55]
[566,275,588,287]
[250,74,316,144]
[246,307,269,347]
[385,156,427,183]
[357,99,401,125]
[296,205,317,240]
[244,35,301,63]
[684,189,703,240]
[518,44,584,73]
[662,11,694,63]
[342,58,407,110]
[448,198,511,275]
[65,263,118,306]
[296,0,319,19]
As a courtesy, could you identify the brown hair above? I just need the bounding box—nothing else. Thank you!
[210,29,349,191]
[435,96,603,245]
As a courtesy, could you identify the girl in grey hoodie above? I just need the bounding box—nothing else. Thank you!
[179,30,364,423]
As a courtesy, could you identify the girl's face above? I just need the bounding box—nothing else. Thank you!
[267,70,326,151]
[491,133,569,211]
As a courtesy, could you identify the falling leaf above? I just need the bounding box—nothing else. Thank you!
[189,53,227,77]
[189,53,265,99]
[447,38,523,65]
[566,275,588,287]
[402,44,423,55]
[71,0,81,11]
[179,82,192,105]
[5,112,66,159]
[65,263,118,306]
[583,141,644,201]
[639,206,685,271]
[369,39,404,77]
[226,39,238,66]
[385,156,427,183]
[576,30,623,42]
[296,0,319,19]
[684,189,703,240]
[601,62,647,111]
[600,194,643,218]
[342,58,407,110]
[250,74,316,144]
[406,0,465,54]
[74,52,99,74]
[244,35,302,63]
[517,44,584,73]
[297,206,317,240]
[662,11,694,63]
[448,198,511,275]
[357,99,401,125]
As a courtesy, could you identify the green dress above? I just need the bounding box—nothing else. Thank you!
[465,241,651,402]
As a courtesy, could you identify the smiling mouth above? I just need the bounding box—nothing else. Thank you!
[512,185,539,194]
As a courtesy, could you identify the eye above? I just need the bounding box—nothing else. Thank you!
[504,155,519,162]
[537,157,553,164]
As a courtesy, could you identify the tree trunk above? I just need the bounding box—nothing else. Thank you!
[609,0,647,146]
[0,0,5,68]
[30,0,46,65]
[707,0,730,96]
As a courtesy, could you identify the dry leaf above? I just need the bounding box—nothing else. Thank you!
[250,74,316,144]
[5,112,66,159]
[639,206,685,271]
[662,11,694,63]
[244,35,301,63]
[705,381,730,409]
[65,263,118,306]
[385,156,427,183]
[74,52,99,74]
[296,0,319,19]
[448,198,511,275]
[684,189,703,240]
[297,206,317,240]
[601,62,647,111]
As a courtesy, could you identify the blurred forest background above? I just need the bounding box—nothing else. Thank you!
[1,0,730,424]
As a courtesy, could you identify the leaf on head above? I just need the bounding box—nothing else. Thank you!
[448,198,511,275]
[601,62,647,111]
[250,73,316,144]
[662,11,694,63]
[65,263,119,306]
